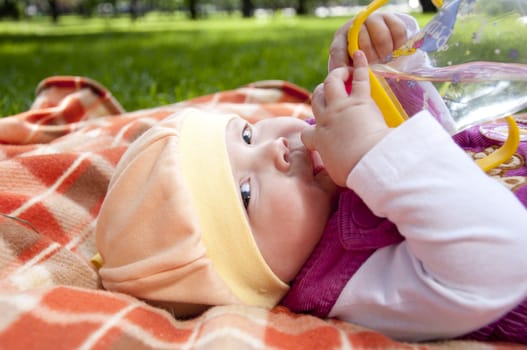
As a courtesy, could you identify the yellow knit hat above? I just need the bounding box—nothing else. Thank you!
[95,108,289,317]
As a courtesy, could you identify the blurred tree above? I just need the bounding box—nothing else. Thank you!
[186,0,197,18]
[419,0,437,13]
[130,0,138,18]
[296,0,305,15]
[49,0,59,21]
[0,0,20,18]
[78,0,102,17]
[241,0,251,17]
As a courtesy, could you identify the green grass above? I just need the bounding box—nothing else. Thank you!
[0,12,432,116]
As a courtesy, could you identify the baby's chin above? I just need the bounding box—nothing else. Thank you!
[315,168,339,201]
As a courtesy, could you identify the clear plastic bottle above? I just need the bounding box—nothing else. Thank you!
[370,0,527,136]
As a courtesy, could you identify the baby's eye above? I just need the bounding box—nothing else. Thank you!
[242,124,252,144]
[240,181,251,210]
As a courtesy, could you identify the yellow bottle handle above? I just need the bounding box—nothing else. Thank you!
[432,0,443,8]
[476,116,521,172]
[347,0,407,127]
[347,0,520,171]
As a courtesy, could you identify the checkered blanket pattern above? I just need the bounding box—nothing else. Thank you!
[0,76,524,350]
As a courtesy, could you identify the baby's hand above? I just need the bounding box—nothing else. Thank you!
[329,12,407,70]
[302,50,390,187]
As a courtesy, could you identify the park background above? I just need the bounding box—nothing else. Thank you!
[0,0,435,116]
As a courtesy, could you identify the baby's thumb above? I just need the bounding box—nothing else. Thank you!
[301,126,316,151]
[350,50,371,99]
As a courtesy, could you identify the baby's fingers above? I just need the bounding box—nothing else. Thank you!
[300,125,316,151]
[311,83,326,119]
[322,66,352,103]
[328,19,354,71]
[349,50,371,100]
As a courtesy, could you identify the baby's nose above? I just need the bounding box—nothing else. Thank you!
[270,137,290,171]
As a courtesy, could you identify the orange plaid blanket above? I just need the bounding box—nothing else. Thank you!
[0,76,524,350]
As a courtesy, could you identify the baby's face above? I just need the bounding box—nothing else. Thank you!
[226,116,339,282]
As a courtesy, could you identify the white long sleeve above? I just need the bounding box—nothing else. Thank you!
[329,111,527,341]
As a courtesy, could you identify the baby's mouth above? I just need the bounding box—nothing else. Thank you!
[310,150,325,176]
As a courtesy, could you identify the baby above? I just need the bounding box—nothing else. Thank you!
[95,13,527,343]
